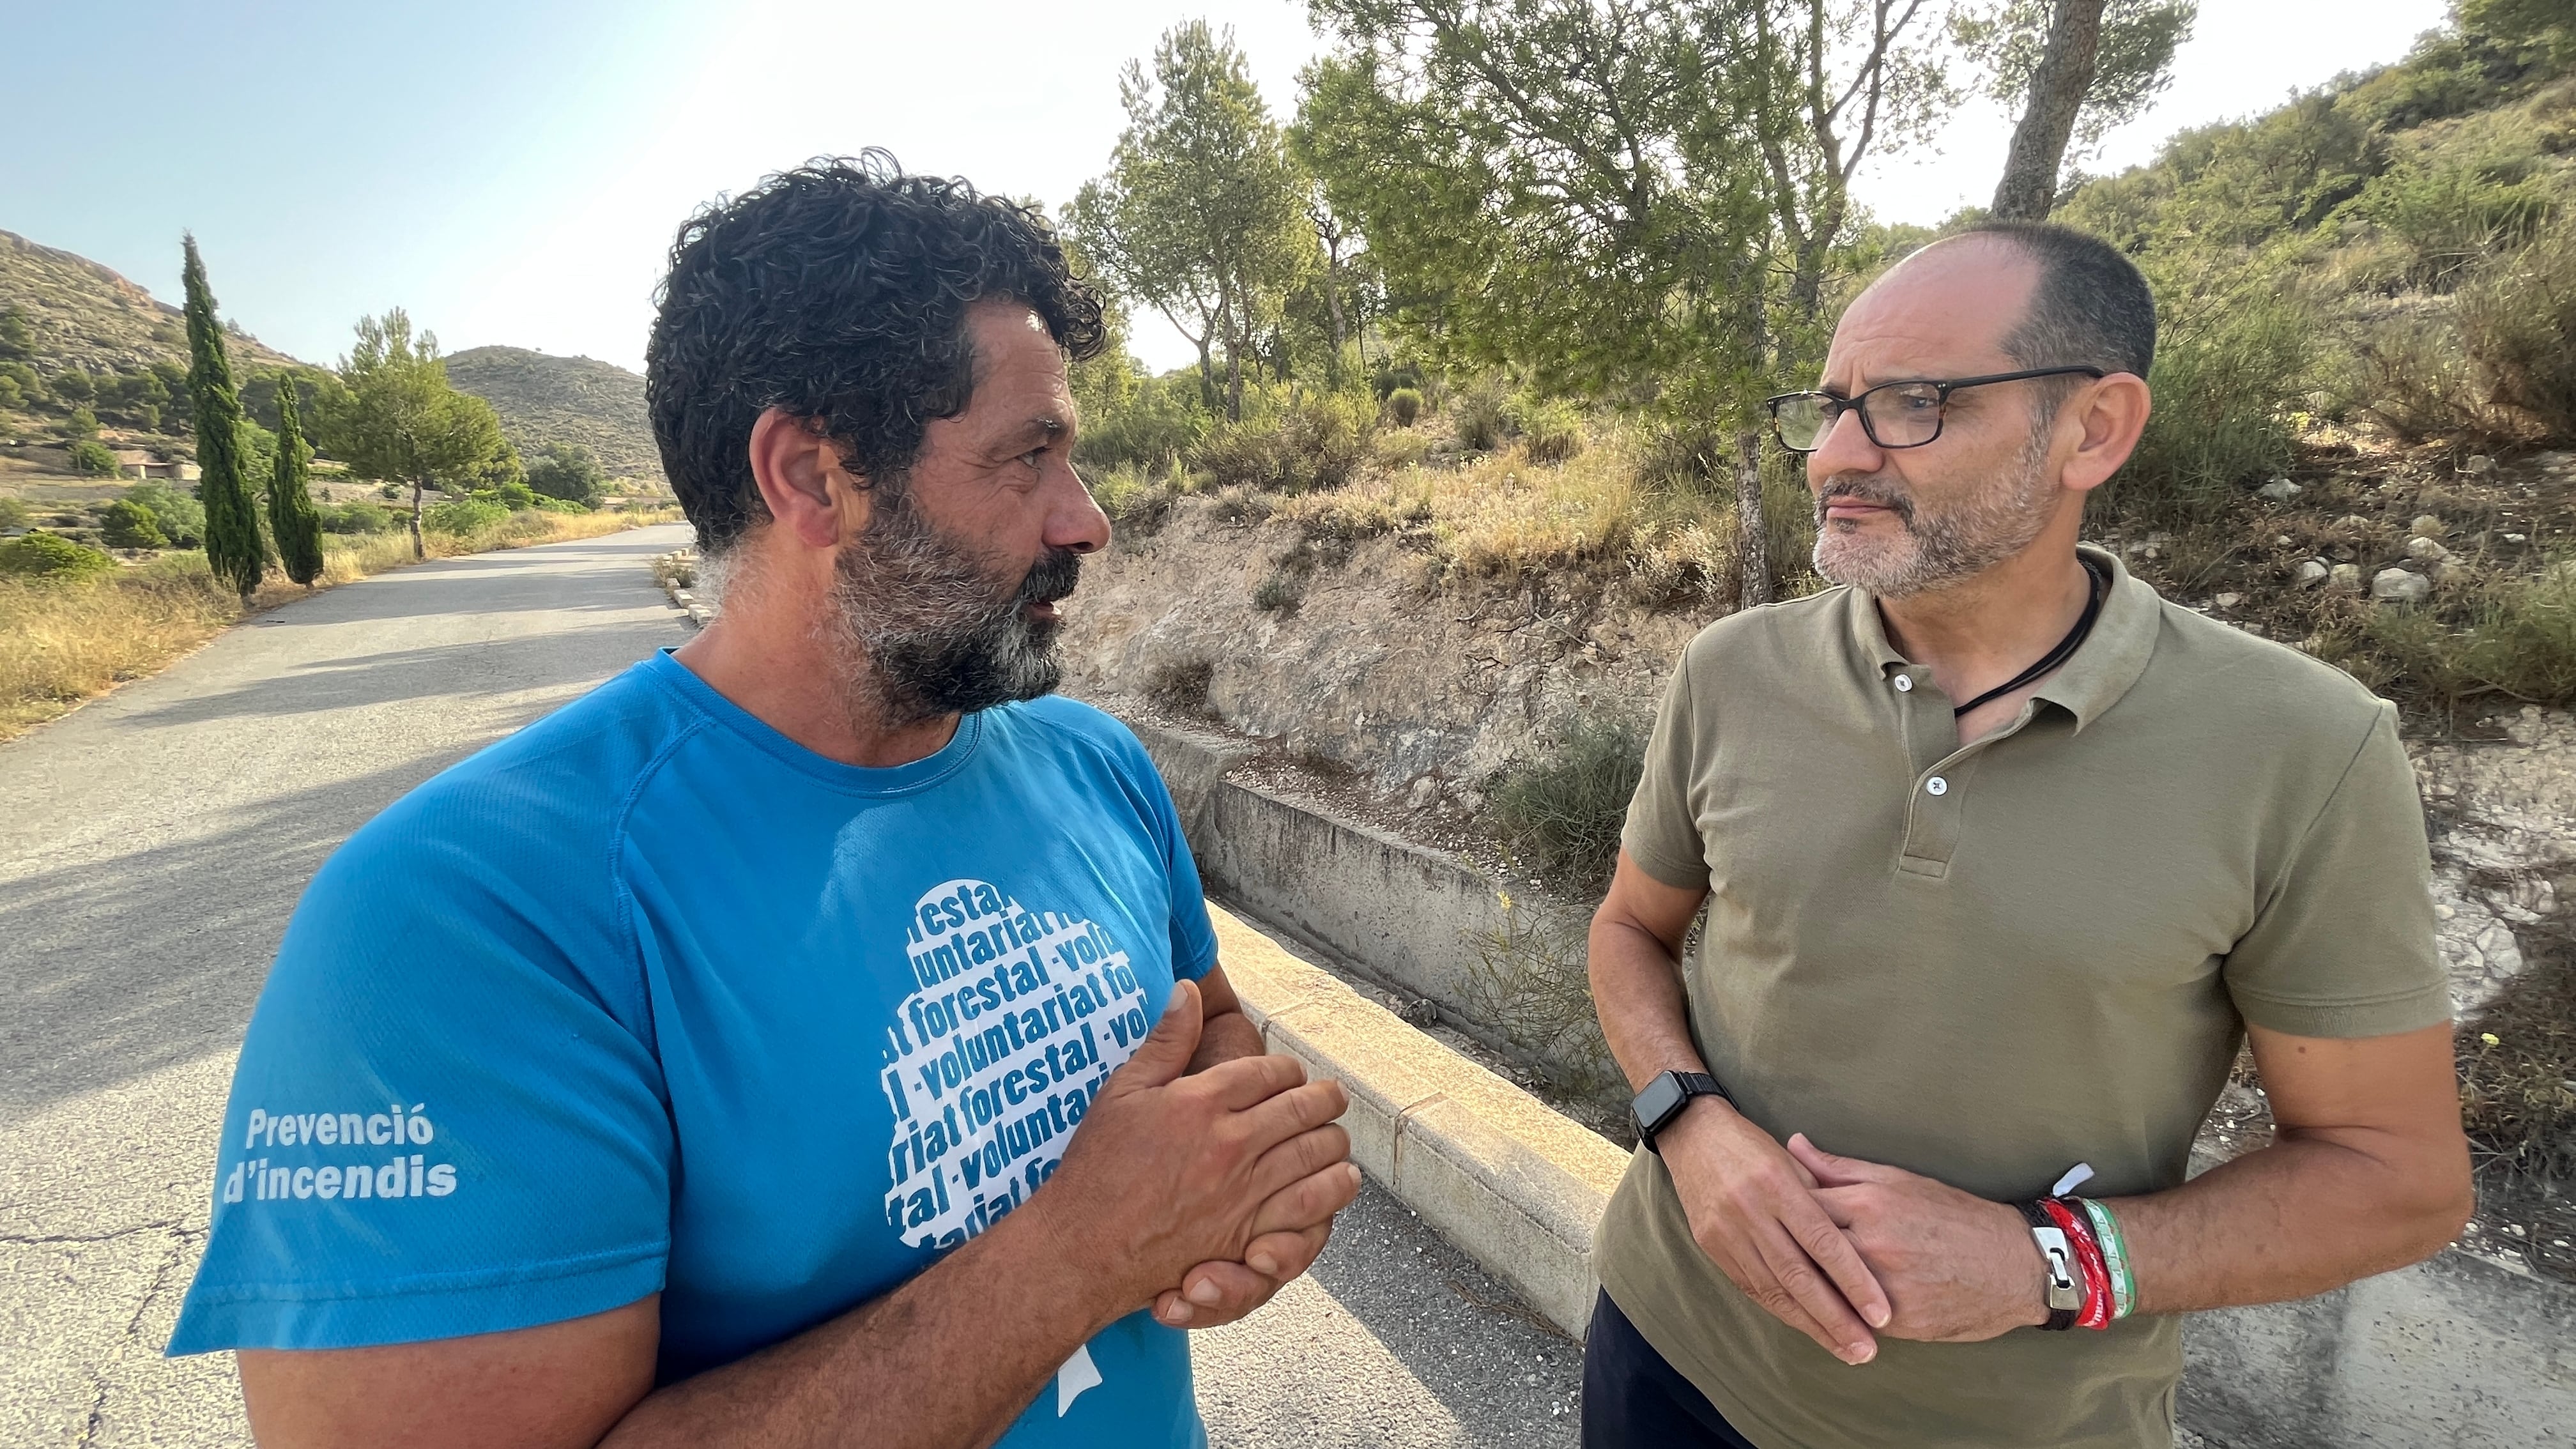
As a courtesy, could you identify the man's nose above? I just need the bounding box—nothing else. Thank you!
[1805,402,1883,488]
[1048,459,1112,556]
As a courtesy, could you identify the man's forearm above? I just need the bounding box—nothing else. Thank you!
[1188,1003,1265,1073]
[603,1198,1116,1449]
[1590,915,1705,1091]
[2110,1131,2470,1315]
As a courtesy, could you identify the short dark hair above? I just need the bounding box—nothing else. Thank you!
[647,151,1107,553]
[1963,220,2157,380]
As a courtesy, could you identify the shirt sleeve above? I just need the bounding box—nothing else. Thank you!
[2223,704,2453,1039]
[1134,742,1218,983]
[1623,642,1712,891]
[167,800,672,1354]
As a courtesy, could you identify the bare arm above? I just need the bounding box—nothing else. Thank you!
[240,981,1359,1449]
[2112,1021,2471,1312]
[1589,852,1890,1365]
[1794,1021,2472,1339]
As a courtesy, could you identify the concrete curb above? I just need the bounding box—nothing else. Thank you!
[1210,905,1627,1339]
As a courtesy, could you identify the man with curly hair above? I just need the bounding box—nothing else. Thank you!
[167,154,1357,1449]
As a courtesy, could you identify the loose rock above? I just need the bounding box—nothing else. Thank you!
[2372,568,2431,604]
[2405,536,2451,561]
[2411,514,2447,538]
[2255,479,2301,502]
[2294,560,2331,588]
[2328,562,2363,591]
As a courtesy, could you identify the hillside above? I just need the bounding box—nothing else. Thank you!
[442,345,664,487]
[0,228,302,377]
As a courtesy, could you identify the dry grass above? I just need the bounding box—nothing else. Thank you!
[0,508,673,742]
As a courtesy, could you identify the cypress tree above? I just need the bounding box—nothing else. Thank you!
[267,374,326,586]
[182,234,263,599]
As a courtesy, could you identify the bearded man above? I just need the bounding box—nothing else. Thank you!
[168,155,1358,1449]
[1582,222,2473,1448]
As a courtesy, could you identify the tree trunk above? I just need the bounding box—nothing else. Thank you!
[409,478,426,560]
[1195,339,1218,414]
[1734,429,1770,609]
[1991,0,2106,222]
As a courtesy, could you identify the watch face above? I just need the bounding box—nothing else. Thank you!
[1634,1073,1686,1133]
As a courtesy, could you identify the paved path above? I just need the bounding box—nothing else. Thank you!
[0,524,1579,1447]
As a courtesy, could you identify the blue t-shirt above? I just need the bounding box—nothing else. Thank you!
[169,650,1217,1447]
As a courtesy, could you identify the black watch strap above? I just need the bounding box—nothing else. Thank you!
[2018,1200,2080,1331]
[1634,1070,1731,1154]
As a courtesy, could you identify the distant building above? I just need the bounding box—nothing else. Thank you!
[111,449,199,482]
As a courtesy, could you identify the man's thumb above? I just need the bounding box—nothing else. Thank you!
[1120,979,1203,1087]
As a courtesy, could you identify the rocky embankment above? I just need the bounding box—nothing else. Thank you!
[1065,496,2571,1020]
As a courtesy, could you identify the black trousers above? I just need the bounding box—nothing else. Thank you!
[1582,1291,1763,1449]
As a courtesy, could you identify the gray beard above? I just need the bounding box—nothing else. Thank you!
[823,491,1079,730]
[1809,425,2060,598]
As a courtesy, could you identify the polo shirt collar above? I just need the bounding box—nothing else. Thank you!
[1841,543,2161,732]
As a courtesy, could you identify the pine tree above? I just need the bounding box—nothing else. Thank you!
[182,234,263,599]
[267,374,325,586]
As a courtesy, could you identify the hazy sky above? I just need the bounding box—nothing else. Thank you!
[3,0,2452,377]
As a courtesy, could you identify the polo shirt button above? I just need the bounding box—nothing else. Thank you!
[1925,776,1949,796]
[1893,675,1914,693]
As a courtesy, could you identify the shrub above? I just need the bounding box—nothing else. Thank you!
[1089,464,1183,534]
[66,439,119,477]
[0,496,31,530]
[1252,573,1302,611]
[1453,380,1514,452]
[2459,217,2576,443]
[1193,397,1372,494]
[100,499,167,549]
[319,501,396,535]
[423,498,510,535]
[0,531,117,580]
[1386,387,1423,427]
[2108,273,2313,525]
[1144,657,1216,719]
[1076,376,1208,475]
[126,482,204,548]
[1510,397,1585,464]
[2342,158,2556,290]
[525,441,608,505]
[2343,314,2489,443]
[62,406,100,441]
[1491,714,1648,895]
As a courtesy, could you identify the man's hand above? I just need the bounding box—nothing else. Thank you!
[1035,979,1357,1317]
[1787,1135,2046,1343]
[1659,1101,1891,1365]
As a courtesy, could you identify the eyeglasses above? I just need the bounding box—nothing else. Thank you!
[1763,367,2107,453]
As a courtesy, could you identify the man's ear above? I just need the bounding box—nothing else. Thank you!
[2060,373,2153,496]
[747,408,871,549]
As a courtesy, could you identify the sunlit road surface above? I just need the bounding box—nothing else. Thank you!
[0,522,1579,1447]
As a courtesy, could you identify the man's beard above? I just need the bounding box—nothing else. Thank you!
[824,490,1081,729]
[1809,421,2060,598]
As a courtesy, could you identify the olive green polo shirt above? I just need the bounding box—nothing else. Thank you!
[1595,546,2450,1449]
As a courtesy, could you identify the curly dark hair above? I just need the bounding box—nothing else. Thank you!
[647,151,1107,553]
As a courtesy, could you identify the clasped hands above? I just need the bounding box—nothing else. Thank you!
[1659,1099,2051,1365]
[1036,980,1360,1334]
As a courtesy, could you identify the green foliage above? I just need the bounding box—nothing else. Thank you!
[326,309,521,555]
[1384,387,1423,426]
[50,369,96,403]
[182,234,264,598]
[524,441,607,505]
[266,372,326,586]
[1508,396,1584,464]
[100,498,168,549]
[1956,0,2196,150]
[1192,395,1372,493]
[1067,20,1316,420]
[66,438,119,477]
[319,500,398,535]
[2459,216,2576,442]
[2340,157,2556,290]
[1075,373,1208,475]
[2106,269,2314,523]
[2359,562,2576,707]
[0,531,116,580]
[61,406,99,441]
[1452,380,1513,452]
[1491,715,1648,896]
[0,496,31,530]
[0,305,31,362]
[422,498,510,535]
[126,482,204,547]
[1251,572,1303,611]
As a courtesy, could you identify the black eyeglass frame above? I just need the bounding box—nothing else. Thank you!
[1763,365,2108,454]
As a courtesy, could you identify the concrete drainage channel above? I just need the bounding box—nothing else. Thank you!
[1123,714,2576,1448]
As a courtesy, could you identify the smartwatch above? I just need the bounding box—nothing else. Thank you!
[1632,1070,1729,1153]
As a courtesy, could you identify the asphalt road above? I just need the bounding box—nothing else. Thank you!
[0,523,1581,1448]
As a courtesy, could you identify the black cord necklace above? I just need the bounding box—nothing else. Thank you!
[1951,556,2110,719]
